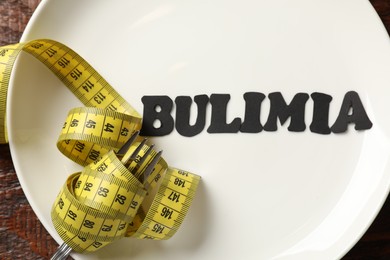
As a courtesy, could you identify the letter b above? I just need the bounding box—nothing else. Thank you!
[140,96,174,136]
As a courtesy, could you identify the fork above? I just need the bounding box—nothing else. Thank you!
[51,131,162,260]
[117,130,163,182]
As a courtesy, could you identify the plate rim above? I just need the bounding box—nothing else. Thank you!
[7,0,390,259]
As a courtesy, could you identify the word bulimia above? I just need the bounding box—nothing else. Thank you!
[140,91,373,137]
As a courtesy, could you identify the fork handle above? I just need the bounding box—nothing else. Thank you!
[51,243,72,260]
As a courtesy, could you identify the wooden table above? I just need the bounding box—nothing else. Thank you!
[0,0,389,259]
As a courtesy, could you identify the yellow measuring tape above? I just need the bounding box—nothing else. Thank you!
[0,39,200,253]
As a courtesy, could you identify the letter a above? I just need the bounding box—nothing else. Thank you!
[331,91,373,133]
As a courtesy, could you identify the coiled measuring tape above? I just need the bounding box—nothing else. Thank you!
[0,39,200,253]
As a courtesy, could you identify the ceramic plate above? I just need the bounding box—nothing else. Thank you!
[7,0,390,259]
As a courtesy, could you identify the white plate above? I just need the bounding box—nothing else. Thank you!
[7,0,390,259]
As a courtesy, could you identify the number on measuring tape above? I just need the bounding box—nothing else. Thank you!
[0,39,201,254]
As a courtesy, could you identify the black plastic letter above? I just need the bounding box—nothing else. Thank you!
[331,91,373,133]
[310,92,332,134]
[240,92,265,133]
[207,94,241,133]
[140,96,174,136]
[175,95,209,137]
[264,92,309,132]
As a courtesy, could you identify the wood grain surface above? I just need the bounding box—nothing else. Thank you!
[0,0,389,259]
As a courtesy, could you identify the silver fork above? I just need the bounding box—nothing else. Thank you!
[51,131,162,260]
[51,243,72,260]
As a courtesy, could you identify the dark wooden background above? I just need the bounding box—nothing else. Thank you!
[0,0,389,259]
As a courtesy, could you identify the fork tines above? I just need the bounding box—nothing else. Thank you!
[117,131,162,184]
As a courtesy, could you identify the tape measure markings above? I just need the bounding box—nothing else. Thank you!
[52,174,129,242]
[74,167,146,223]
[24,40,135,117]
[130,168,200,240]
[0,44,23,143]
[0,39,201,254]
[57,107,141,166]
